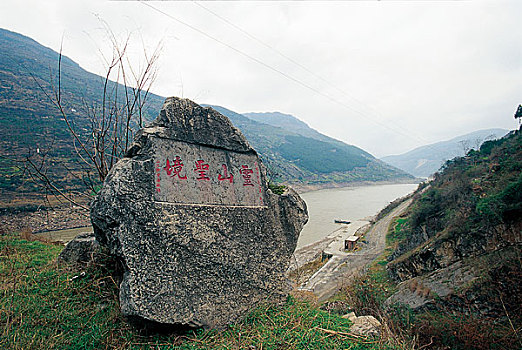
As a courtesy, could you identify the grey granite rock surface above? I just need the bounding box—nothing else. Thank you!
[57,232,106,267]
[91,97,308,329]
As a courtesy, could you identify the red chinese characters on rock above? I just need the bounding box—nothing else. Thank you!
[194,160,210,180]
[155,160,161,193]
[218,164,234,183]
[160,157,259,190]
[239,165,254,186]
[163,156,187,180]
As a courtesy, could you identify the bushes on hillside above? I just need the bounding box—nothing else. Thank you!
[476,173,522,224]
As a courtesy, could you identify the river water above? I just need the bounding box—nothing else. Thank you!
[39,183,418,246]
[296,183,419,248]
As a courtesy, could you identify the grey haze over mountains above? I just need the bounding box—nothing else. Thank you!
[244,112,335,143]
[381,128,509,178]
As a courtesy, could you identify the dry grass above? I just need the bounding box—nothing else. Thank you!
[18,226,62,245]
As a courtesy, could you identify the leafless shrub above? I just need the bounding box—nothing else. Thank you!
[23,26,161,211]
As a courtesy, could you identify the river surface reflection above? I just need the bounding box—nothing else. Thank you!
[297,183,418,248]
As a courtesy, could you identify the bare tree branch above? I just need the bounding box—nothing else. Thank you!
[18,27,160,212]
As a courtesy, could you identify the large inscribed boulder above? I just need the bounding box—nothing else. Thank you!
[91,97,308,329]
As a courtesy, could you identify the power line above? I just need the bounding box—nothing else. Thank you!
[192,1,432,146]
[193,2,378,117]
[139,0,428,147]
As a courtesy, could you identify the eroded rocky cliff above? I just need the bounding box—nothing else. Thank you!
[385,128,521,320]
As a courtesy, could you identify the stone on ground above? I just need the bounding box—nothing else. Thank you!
[91,97,308,329]
[349,314,382,337]
[57,232,106,266]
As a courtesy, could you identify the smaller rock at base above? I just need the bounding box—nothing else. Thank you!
[341,311,357,322]
[349,315,382,337]
[58,232,107,266]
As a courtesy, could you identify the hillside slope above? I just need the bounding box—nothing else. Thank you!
[0,28,164,199]
[381,128,508,178]
[212,106,413,185]
[384,127,521,333]
[244,111,338,144]
[0,28,413,206]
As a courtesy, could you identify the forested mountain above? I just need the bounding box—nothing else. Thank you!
[211,106,412,184]
[381,128,508,178]
[0,28,413,206]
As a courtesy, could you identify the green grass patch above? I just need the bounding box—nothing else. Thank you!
[386,217,409,247]
[0,234,393,349]
[268,182,286,195]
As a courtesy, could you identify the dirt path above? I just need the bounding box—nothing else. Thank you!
[299,198,413,301]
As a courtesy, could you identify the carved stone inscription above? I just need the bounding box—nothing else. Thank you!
[153,137,265,207]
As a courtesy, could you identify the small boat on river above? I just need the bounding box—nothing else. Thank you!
[334,219,351,224]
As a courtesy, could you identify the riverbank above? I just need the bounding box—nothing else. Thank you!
[0,205,90,236]
[296,183,418,247]
[291,198,413,301]
[289,221,371,274]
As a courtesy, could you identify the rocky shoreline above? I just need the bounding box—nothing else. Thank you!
[0,205,90,235]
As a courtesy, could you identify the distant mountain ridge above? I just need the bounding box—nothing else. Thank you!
[211,106,412,184]
[381,128,509,178]
[0,28,413,204]
[244,112,335,143]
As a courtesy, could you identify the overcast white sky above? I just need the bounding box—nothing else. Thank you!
[1,0,521,157]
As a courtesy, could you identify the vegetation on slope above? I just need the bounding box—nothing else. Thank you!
[388,127,521,272]
[364,126,522,349]
[278,135,369,173]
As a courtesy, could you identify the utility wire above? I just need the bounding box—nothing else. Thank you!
[139,0,428,147]
[193,1,432,146]
[193,2,378,119]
